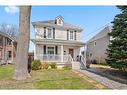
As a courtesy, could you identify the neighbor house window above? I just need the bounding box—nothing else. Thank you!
[0,36,3,46]
[7,39,11,45]
[47,47,54,54]
[94,41,96,46]
[8,51,12,58]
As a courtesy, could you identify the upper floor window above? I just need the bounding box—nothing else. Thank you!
[70,31,74,40]
[43,27,55,39]
[47,28,52,38]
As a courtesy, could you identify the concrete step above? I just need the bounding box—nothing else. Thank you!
[72,61,80,70]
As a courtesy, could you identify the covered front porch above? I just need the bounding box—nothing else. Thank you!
[33,39,85,63]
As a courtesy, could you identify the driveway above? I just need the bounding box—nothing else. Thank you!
[78,68,127,89]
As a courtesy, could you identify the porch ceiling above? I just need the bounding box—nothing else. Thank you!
[31,39,85,47]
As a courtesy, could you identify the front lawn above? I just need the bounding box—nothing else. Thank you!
[0,65,106,89]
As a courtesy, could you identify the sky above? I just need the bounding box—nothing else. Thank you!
[0,6,120,52]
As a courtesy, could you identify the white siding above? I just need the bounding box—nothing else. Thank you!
[35,27,81,41]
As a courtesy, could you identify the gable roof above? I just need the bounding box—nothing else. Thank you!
[0,31,17,42]
[32,20,83,32]
[87,26,112,43]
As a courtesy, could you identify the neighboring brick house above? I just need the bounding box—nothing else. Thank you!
[0,31,17,64]
[86,26,112,64]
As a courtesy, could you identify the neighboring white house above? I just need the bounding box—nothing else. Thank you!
[86,26,112,64]
[31,16,85,68]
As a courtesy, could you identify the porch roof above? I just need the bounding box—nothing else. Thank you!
[31,39,85,47]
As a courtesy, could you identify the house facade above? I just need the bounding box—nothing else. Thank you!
[0,31,17,64]
[86,26,112,64]
[32,16,85,67]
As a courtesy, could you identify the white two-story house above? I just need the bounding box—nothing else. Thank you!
[31,16,85,67]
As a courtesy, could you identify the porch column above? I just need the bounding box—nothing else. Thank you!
[61,45,63,62]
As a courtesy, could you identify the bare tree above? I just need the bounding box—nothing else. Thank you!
[0,23,18,38]
[13,6,31,80]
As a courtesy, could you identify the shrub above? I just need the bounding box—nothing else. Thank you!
[42,63,49,69]
[32,60,41,70]
[50,63,57,69]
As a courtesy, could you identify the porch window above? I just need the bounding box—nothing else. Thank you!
[47,47,54,54]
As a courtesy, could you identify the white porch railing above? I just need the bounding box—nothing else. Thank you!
[36,54,72,62]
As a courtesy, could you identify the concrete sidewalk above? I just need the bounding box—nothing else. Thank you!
[78,69,127,89]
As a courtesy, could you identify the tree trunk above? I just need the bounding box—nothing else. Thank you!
[13,6,31,80]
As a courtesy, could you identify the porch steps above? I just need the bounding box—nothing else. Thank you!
[72,61,80,70]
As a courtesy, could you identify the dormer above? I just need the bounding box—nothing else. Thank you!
[55,15,64,26]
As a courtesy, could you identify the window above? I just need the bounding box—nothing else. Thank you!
[94,41,96,46]
[7,39,11,45]
[58,19,61,24]
[70,31,74,40]
[47,28,52,38]
[89,53,92,57]
[0,36,3,46]
[8,51,12,58]
[64,51,66,55]
[47,47,54,54]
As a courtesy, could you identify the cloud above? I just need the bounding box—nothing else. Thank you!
[4,6,19,14]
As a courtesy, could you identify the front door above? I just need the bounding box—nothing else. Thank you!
[69,48,74,58]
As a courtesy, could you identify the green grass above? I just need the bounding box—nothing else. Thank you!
[0,65,14,80]
[0,65,106,89]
